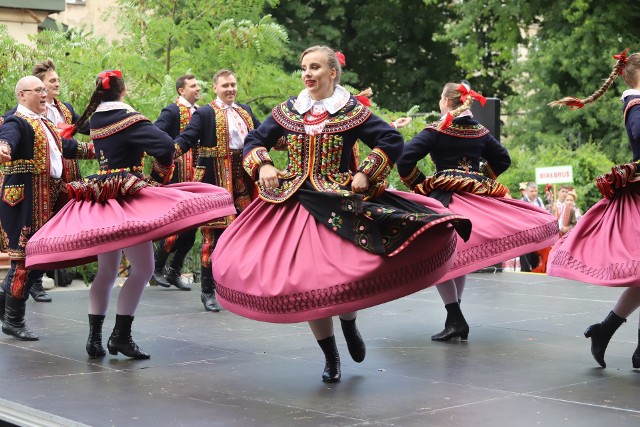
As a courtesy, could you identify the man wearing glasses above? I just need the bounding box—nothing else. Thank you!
[2,60,92,302]
[0,76,93,341]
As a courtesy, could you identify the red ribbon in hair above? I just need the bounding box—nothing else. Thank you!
[57,122,76,139]
[440,112,453,131]
[355,95,371,106]
[457,84,486,106]
[98,70,123,89]
[614,48,630,75]
[335,51,346,67]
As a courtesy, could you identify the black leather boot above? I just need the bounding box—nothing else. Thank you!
[0,289,5,322]
[200,266,221,312]
[28,271,52,302]
[318,335,341,383]
[584,311,626,368]
[2,295,39,341]
[340,317,366,362]
[632,329,640,369]
[150,246,171,288]
[166,267,191,291]
[86,314,106,358]
[431,302,469,341]
[107,314,150,359]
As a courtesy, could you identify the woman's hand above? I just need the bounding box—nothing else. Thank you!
[393,117,412,129]
[258,164,285,189]
[352,172,370,193]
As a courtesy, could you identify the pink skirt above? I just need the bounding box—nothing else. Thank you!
[547,184,640,287]
[392,191,559,282]
[212,195,461,323]
[25,182,235,270]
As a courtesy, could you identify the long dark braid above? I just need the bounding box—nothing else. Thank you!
[69,72,125,137]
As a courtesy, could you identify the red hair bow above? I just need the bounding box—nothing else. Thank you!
[614,48,630,74]
[335,51,346,67]
[57,123,76,139]
[440,112,454,131]
[98,70,123,89]
[457,84,486,106]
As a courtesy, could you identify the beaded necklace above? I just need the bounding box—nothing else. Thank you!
[303,110,329,125]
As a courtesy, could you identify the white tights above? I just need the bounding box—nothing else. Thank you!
[88,241,154,316]
[435,275,467,305]
[612,287,640,327]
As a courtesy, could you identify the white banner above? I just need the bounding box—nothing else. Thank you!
[535,165,573,184]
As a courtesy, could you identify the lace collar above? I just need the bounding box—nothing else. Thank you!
[294,85,350,115]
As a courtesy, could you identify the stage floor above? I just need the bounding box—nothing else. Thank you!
[1,271,639,427]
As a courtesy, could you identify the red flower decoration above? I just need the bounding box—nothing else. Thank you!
[335,51,346,67]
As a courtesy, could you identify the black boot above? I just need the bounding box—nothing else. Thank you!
[107,314,150,359]
[0,289,5,322]
[340,317,366,363]
[318,336,341,383]
[86,314,106,358]
[200,266,220,312]
[584,311,626,368]
[28,271,52,302]
[150,246,171,288]
[431,302,469,341]
[166,267,191,291]
[2,295,39,341]
[633,329,640,369]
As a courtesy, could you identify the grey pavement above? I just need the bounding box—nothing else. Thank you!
[0,271,639,426]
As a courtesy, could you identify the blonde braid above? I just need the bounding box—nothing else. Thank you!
[437,82,474,130]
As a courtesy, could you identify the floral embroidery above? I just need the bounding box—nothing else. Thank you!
[328,212,343,231]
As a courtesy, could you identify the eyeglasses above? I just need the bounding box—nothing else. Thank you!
[22,88,48,94]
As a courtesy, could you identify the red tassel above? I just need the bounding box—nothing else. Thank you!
[57,123,76,139]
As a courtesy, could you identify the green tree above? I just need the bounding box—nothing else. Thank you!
[268,0,462,112]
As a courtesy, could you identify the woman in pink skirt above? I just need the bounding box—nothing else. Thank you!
[548,48,640,369]
[212,46,471,383]
[397,82,559,342]
[25,71,235,359]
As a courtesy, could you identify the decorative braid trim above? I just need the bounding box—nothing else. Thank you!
[66,174,152,202]
[624,98,640,122]
[216,235,456,316]
[418,171,509,197]
[452,220,558,270]
[426,121,490,138]
[26,193,234,255]
[595,161,640,199]
[243,147,273,180]
[550,249,640,282]
[151,159,175,184]
[358,148,392,182]
[272,98,371,134]
[400,167,424,191]
[90,114,149,139]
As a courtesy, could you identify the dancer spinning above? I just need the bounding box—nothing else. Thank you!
[24,70,235,359]
[212,46,471,383]
[548,48,640,369]
[397,82,558,342]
